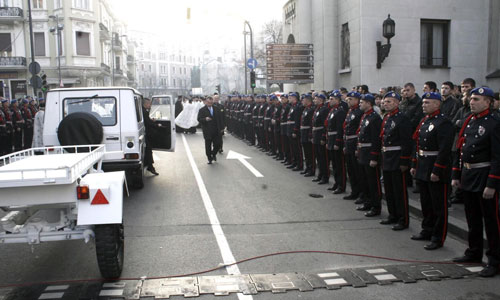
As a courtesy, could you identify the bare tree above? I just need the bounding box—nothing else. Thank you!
[261,20,283,44]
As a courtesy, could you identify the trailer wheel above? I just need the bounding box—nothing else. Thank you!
[94,224,124,279]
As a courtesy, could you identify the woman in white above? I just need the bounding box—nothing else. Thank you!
[32,99,45,149]
[175,98,201,133]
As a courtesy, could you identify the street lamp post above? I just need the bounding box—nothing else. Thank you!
[49,15,64,87]
[244,21,254,95]
[243,29,248,94]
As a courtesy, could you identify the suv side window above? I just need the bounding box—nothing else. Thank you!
[63,97,117,126]
[134,95,143,122]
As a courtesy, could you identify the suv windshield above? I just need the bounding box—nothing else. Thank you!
[63,97,117,126]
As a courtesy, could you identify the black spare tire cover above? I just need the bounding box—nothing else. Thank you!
[58,112,104,148]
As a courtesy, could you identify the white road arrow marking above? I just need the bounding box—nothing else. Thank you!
[226,150,264,178]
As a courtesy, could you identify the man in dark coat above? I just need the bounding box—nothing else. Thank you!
[197,96,224,164]
[143,98,159,175]
[175,96,184,133]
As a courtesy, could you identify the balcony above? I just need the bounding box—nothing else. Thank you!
[0,56,26,69]
[101,62,110,73]
[0,7,23,23]
[127,55,134,64]
[99,23,110,40]
[113,68,125,77]
[112,34,123,50]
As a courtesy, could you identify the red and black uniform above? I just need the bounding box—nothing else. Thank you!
[21,104,34,149]
[280,103,291,163]
[0,104,13,155]
[381,109,412,225]
[288,102,304,170]
[300,103,316,175]
[244,100,255,145]
[343,104,363,197]
[251,101,260,146]
[272,103,283,158]
[453,109,500,266]
[264,102,274,153]
[311,102,330,183]
[326,103,347,192]
[356,108,382,211]
[11,105,24,151]
[412,110,454,244]
[257,101,268,150]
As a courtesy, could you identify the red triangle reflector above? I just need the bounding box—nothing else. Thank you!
[91,189,109,205]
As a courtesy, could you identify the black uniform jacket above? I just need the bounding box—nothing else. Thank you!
[258,103,267,128]
[326,104,346,151]
[343,105,363,154]
[289,103,304,137]
[311,103,329,145]
[264,104,273,131]
[273,104,282,133]
[381,108,412,171]
[412,110,454,183]
[252,103,260,126]
[356,109,382,165]
[300,104,315,143]
[452,109,500,192]
[280,104,290,135]
[197,105,224,139]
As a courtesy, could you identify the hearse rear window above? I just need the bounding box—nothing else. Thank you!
[63,97,117,126]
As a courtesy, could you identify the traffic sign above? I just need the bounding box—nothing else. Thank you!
[29,61,41,75]
[266,43,314,84]
[30,75,42,88]
[247,58,258,69]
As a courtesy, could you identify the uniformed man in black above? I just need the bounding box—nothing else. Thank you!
[264,95,274,153]
[326,90,347,194]
[343,91,364,200]
[300,94,315,176]
[0,101,8,156]
[452,87,500,277]
[288,93,304,171]
[257,95,268,151]
[10,99,24,151]
[251,95,261,147]
[20,99,34,149]
[380,92,412,228]
[1,99,13,155]
[279,94,291,164]
[410,92,454,248]
[272,95,283,160]
[311,93,330,184]
[355,94,382,215]
[243,95,255,146]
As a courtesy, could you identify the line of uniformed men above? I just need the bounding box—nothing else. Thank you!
[0,97,40,156]
[224,86,500,277]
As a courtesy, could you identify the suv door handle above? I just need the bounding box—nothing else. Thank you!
[106,136,119,141]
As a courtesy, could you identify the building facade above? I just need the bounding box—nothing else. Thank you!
[0,0,136,99]
[282,0,500,93]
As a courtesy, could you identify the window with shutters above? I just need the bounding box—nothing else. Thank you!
[34,32,46,56]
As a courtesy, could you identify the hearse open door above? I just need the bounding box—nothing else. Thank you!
[149,95,176,151]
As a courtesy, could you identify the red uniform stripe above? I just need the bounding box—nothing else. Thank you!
[434,163,446,169]
[488,174,500,179]
[442,184,448,244]
[402,171,408,226]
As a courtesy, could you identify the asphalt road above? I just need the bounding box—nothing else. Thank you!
[0,126,499,299]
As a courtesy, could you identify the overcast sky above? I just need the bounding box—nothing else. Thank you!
[109,0,285,42]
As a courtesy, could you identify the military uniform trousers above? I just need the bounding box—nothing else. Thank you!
[360,164,382,209]
[291,135,303,168]
[331,149,346,191]
[416,179,448,244]
[383,169,409,227]
[345,151,361,196]
[463,191,500,266]
[302,142,314,173]
[314,143,328,181]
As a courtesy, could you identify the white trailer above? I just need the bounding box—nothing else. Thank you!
[0,145,125,279]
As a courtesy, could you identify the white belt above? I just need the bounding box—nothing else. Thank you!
[258,116,264,118]
[346,135,357,140]
[358,143,372,147]
[300,126,311,129]
[463,162,491,169]
[418,150,439,156]
[264,118,271,120]
[286,121,295,124]
[327,131,337,136]
[244,113,251,115]
[382,146,401,152]
[312,127,323,131]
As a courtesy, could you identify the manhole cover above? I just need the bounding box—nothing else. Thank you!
[309,193,324,198]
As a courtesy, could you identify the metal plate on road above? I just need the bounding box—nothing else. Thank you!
[0,263,481,299]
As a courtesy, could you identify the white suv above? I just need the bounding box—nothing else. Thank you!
[43,87,176,188]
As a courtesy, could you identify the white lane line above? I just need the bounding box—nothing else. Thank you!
[182,134,253,300]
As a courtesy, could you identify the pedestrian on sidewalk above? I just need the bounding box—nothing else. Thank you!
[197,96,224,164]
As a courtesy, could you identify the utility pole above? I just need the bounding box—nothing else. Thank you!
[27,0,37,96]
[244,21,254,96]
[111,32,114,86]
[243,28,247,94]
[49,15,64,87]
